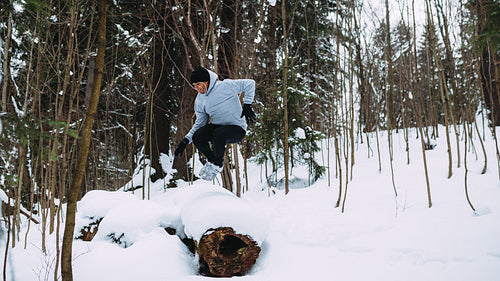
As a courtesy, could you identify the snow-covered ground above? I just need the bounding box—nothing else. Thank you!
[2,125,500,281]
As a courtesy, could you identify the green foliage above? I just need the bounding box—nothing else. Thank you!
[249,64,325,183]
[0,114,74,205]
[473,1,500,54]
[311,159,326,181]
[23,0,50,13]
[0,113,79,161]
[290,126,325,181]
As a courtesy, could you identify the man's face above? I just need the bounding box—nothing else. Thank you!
[193,81,209,94]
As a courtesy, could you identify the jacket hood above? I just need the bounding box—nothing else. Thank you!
[205,69,218,96]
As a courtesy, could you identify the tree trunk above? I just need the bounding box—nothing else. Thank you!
[282,0,290,194]
[180,187,267,277]
[479,47,500,125]
[216,0,239,191]
[233,144,242,197]
[412,0,432,208]
[222,146,233,192]
[1,0,13,113]
[172,65,196,180]
[477,0,500,126]
[218,0,237,80]
[198,227,261,277]
[61,1,106,280]
[385,0,398,196]
[146,23,173,182]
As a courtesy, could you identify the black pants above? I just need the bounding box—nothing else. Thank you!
[192,124,246,167]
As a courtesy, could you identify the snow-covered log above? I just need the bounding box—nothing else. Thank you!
[179,185,269,277]
[75,190,183,245]
[74,185,269,277]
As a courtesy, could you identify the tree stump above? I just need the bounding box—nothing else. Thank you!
[197,227,261,277]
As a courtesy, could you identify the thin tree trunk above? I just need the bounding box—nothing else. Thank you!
[247,0,266,76]
[341,44,350,212]
[474,112,488,175]
[435,0,461,168]
[386,0,398,197]
[1,0,13,113]
[222,147,233,192]
[463,122,475,211]
[186,0,206,66]
[243,139,249,191]
[61,1,106,280]
[350,10,357,180]
[282,0,290,194]
[425,0,453,178]
[332,0,342,207]
[3,204,11,281]
[412,0,432,208]
[234,144,242,197]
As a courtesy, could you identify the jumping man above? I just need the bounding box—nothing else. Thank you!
[174,66,256,181]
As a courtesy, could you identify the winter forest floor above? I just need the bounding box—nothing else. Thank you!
[2,125,500,281]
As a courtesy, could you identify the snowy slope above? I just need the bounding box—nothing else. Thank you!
[2,126,500,281]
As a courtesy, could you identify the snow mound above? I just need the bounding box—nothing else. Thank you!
[179,184,270,244]
[92,199,182,247]
[77,190,138,218]
[75,190,182,246]
[73,229,195,280]
[75,184,268,249]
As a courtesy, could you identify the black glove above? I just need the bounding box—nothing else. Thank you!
[241,104,256,124]
[175,138,189,157]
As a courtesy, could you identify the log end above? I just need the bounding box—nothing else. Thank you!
[198,227,261,277]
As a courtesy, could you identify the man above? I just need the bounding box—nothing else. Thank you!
[174,66,256,181]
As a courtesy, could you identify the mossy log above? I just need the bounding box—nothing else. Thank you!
[197,227,261,277]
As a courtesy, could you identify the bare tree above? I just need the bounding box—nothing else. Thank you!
[61,0,106,280]
[385,0,398,197]
[1,0,13,113]
[282,0,290,194]
[411,0,433,208]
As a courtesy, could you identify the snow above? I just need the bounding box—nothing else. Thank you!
[267,0,276,6]
[180,184,269,243]
[90,198,182,247]
[295,127,306,139]
[2,125,500,281]
[73,229,196,281]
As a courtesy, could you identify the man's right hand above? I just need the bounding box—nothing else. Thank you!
[175,138,189,157]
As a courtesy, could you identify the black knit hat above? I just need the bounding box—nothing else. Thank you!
[190,66,210,83]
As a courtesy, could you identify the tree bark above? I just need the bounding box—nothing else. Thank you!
[180,187,266,277]
[172,66,196,180]
[222,146,234,192]
[282,0,290,194]
[146,17,173,182]
[1,0,13,113]
[477,0,500,126]
[198,227,261,277]
[218,0,237,80]
[412,0,432,208]
[385,0,398,197]
[61,1,106,280]
[480,48,500,125]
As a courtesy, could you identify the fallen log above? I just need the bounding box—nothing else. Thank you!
[73,185,268,276]
[179,184,269,277]
[198,227,261,277]
[1,200,40,225]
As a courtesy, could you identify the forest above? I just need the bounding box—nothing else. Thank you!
[1,0,500,280]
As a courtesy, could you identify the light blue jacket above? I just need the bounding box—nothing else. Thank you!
[185,68,256,143]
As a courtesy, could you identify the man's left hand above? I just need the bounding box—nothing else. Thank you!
[241,104,256,124]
